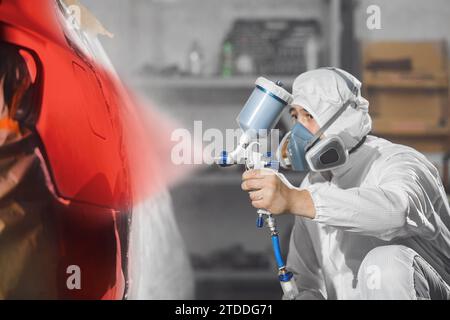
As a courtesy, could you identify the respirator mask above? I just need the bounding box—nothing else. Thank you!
[278,68,363,173]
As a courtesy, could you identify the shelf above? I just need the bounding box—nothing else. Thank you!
[373,126,450,137]
[195,269,276,282]
[194,269,282,299]
[364,73,449,90]
[131,75,295,90]
[181,169,306,186]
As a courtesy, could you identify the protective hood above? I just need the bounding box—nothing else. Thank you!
[291,68,372,151]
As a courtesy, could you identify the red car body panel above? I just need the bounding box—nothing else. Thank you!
[0,0,133,299]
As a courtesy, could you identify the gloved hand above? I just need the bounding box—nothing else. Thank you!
[241,168,316,218]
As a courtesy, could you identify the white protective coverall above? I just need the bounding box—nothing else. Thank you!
[286,68,450,300]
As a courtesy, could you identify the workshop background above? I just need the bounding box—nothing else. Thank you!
[83,0,450,299]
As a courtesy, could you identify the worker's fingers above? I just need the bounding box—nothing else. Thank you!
[251,199,266,210]
[249,190,264,201]
[243,169,277,181]
[241,178,264,191]
[242,169,264,181]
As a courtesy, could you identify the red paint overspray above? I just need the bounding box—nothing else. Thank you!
[108,78,192,206]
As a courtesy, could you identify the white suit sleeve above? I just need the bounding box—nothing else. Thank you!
[286,217,326,300]
[305,152,445,241]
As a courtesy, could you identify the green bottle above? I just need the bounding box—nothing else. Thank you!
[222,41,233,78]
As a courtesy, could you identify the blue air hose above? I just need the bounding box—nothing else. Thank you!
[271,234,285,269]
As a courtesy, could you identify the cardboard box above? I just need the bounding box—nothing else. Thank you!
[363,41,448,78]
[362,41,449,137]
[368,89,448,134]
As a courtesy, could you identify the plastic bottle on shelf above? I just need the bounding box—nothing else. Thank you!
[187,41,204,76]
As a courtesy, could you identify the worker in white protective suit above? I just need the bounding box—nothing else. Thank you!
[241,67,450,300]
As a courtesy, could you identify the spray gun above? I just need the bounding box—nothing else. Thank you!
[215,77,299,300]
[217,77,291,167]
